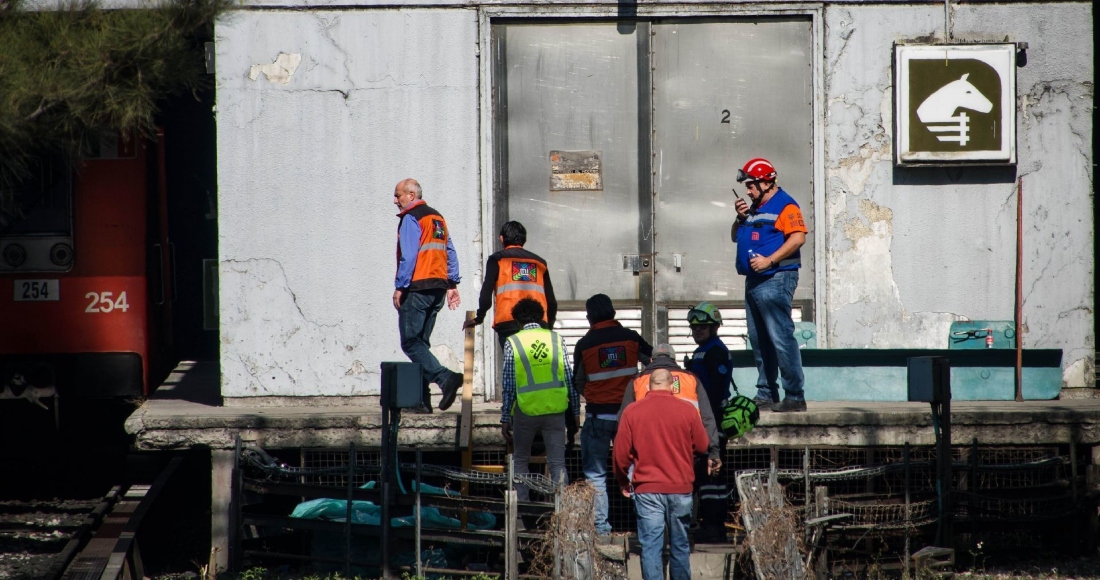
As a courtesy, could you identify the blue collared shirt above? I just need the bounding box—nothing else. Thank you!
[501,323,579,423]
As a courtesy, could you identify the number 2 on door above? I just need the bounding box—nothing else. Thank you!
[85,291,130,313]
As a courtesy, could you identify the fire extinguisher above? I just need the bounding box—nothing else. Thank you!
[985,328,994,348]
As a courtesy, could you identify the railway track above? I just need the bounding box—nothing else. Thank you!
[0,496,105,580]
[0,456,181,580]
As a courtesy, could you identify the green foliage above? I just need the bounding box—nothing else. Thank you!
[235,567,272,580]
[0,0,225,195]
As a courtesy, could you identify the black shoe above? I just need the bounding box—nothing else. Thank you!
[409,403,433,414]
[752,396,777,412]
[774,399,807,413]
[437,372,463,411]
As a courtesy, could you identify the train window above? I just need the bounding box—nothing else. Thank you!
[0,156,73,272]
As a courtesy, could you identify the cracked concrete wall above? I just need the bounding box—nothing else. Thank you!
[212,1,1092,399]
[824,3,1093,387]
[216,10,480,397]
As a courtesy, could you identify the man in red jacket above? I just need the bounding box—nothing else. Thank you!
[613,369,709,580]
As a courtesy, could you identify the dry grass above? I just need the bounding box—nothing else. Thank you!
[527,481,626,580]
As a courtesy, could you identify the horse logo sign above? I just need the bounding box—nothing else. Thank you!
[916,74,992,146]
[895,44,1016,165]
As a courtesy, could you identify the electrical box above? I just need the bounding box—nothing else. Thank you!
[380,362,422,409]
[907,356,951,402]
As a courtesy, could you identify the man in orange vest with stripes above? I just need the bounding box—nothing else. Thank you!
[572,294,652,538]
[462,221,557,348]
[393,178,464,413]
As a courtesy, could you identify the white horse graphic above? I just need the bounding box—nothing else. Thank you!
[916,73,993,146]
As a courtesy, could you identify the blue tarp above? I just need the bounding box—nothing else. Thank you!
[290,480,496,530]
[291,480,498,578]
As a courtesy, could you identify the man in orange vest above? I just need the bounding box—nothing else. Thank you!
[393,178,464,413]
[462,221,557,348]
[572,294,653,538]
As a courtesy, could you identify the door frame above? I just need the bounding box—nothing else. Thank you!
[478,5,827,400]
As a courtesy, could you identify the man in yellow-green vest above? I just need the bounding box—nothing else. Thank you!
[500,298,580,501]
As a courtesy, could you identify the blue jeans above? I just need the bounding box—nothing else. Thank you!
[398,289,456,404]
[580,416,618,535]
[634,492,693,580]
[745,270,805,402]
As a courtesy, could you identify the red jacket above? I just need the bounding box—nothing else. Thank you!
[613,390,709,495]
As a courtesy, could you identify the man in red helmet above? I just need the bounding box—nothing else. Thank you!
[731,158,808,413]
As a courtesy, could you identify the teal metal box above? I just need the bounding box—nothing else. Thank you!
[380,362,422,409]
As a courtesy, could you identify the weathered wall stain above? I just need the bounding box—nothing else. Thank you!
[248,52,302,85]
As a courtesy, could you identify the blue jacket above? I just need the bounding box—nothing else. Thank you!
[690,336,732,412]
[734,188,802,278]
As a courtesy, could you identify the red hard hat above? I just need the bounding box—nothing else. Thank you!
[737,158,777,182]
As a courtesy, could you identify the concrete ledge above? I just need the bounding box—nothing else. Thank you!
[127,362,1100,451]
[1059,387,1100,400]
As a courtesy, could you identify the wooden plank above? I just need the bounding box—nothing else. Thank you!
[504,490,519,580]
[459,310,475,450]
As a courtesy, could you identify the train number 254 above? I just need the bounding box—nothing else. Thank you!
[85,291,130,313]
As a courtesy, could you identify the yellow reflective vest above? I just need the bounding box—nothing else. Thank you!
[508,328,568,416]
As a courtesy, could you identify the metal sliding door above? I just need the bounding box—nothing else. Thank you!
[496,23,644,304]
[651,19,814,305]
[494,18,814,345]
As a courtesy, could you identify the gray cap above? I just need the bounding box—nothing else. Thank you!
[653,343,676,359]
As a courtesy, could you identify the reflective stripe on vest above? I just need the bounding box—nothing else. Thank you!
[587,367,638,381]
[496,282,546,295]
[509,329,568,416]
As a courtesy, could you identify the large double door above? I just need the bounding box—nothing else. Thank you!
[494,18,814,343]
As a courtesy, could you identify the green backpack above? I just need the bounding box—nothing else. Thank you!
[720,395,759,438]
[720,369,759,438]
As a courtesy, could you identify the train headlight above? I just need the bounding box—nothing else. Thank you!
[3,244,26,267]
[50,243,73,267]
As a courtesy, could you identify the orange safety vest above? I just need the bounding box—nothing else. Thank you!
[494,248,549,327]
[633,370,700,414]
[397,201,450,291]
[580,325,642,405]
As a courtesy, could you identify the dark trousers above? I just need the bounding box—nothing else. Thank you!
[398,289,455,406]
[695,436,729,534]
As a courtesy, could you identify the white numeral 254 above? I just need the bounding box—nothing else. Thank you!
[85,291,130,313]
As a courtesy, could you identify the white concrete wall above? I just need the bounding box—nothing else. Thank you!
[216,1,1093,397]
[216,9,481,397]
[823,2,1094,386]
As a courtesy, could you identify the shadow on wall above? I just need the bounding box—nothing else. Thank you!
[893,165,1018,186]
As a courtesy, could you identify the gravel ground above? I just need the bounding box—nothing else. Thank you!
[955,556,1100,579]
[0,498,99,580]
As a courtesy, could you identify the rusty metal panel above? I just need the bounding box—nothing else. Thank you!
[498,23,641,302]
[549,150,603,191]
[651,19,814,304]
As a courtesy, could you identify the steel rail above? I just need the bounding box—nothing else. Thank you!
[59,456,182,580]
